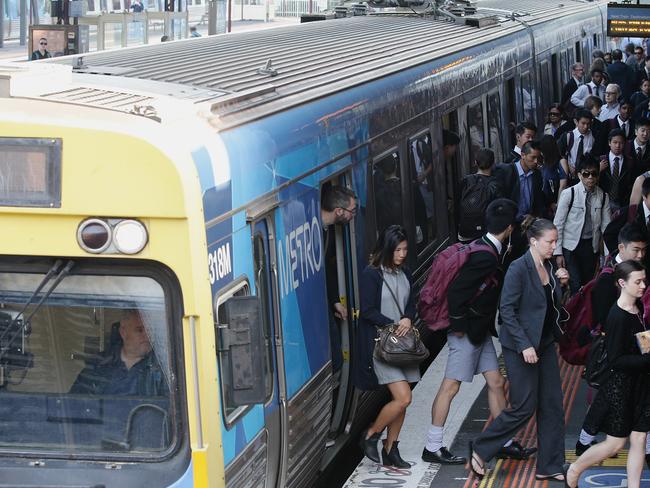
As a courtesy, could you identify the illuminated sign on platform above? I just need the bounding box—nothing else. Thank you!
[608,3,650,37]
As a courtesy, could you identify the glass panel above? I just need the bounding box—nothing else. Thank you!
[521,72,536,122]
[253,234,274,402]
[372,152,402,236]
[216,283,250,421]
[103,22,124,50]
[0,138,61,208]
[487,93,503,162]
[126,20,146,46]
[0,268,174,456]
[408,134,435,253]
[467,102,485,165]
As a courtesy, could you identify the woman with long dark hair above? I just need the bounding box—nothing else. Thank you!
[355,225,419,468]
[565,260,649,488]
[469,217,570,482]
[539,134,568,214]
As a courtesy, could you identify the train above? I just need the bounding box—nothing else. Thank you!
[0,0,608,486]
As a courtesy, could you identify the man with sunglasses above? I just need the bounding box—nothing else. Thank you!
[554,157,611,295]
[30,37,51,61]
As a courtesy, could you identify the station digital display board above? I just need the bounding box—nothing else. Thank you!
[608,3,650,37]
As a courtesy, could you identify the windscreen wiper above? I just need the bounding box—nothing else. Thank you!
[0,260,75,363]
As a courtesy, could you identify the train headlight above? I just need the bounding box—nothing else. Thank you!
[77,219,112,254]
[113,219,148,255]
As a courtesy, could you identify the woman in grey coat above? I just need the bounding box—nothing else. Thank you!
[468,217,570,482]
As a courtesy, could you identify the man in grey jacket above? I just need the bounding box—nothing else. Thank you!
[554,157,611,294]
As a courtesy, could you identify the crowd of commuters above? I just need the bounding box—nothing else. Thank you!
[351,40,650,487]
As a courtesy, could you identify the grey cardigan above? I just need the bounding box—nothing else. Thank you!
[498,251,564,353]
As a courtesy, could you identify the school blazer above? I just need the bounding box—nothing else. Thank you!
[498,252,564,353]
[553,182,611,254]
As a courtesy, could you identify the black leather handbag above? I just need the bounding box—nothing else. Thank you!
[582,330,609,389]
[373,273,429,366]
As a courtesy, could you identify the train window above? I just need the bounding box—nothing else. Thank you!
[372,151,403,235]
[487,92,503,162]
[575,41,581,63]
[0,137,61,208]
[253,233,274,402]
[551,53,560,103]
[539,61,552,110]
[506,78,517,148]
[408,133,435,253]
[560,50,569,86]
[0,265,176,457]
[521,71,536,123]
[216,279,251,425]
[467,102,485,165]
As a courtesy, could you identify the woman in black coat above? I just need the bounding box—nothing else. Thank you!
[355,225,418,468]
[566,260,650,488]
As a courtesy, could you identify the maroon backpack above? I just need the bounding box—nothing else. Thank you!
[559,266,614,365]
[418,240,498,331]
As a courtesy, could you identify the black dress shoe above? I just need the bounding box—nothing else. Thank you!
[575,439,598,456]
[421,446,467,464]
[382,441,410,468]
[496,440,537,460]
[359,430,381,463]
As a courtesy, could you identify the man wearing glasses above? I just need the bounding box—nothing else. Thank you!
[31,37,52,61]
[553,157,611,295]
[561,63,584,109]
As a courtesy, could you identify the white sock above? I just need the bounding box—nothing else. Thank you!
[646,434,650,454]
[579,430,595,446]
[503,439,513,448]
[425,425,444,452]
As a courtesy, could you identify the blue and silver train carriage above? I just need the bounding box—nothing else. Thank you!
[0,0,607,486]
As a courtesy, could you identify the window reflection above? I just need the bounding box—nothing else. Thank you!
[467,102,485,165]
[372,152,403,236]
[409,134,435,252]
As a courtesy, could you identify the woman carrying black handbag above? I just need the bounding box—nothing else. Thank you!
[355,225,420,468]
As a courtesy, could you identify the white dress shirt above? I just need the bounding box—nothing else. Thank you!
[567,128,594,169]
[598,103,620,122]
[617,116,631,138]
[571,82,605,107]
[609,151,624,175]
[485,233,503,255]
[635,139,647,159]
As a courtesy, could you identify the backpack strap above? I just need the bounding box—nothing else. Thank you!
[586,84,593,96]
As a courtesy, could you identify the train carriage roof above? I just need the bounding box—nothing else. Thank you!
[37,0,602,128]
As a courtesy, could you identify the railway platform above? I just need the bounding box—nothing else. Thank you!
[344,342,649,488]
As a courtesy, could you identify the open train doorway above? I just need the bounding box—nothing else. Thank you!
[320,175,360,456]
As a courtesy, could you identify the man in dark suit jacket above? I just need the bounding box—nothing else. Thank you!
[505,122,537,163]
[625,117,650,176]
[637,56,650,85]
[608,102,635,141]
[608,49,636,102]
[561,63,585,116]
[599,128,634,211]
[424,199,536,464]
[494,141,546,261]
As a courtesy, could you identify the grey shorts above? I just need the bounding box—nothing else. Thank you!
[444,333,499,383]
[373,356,421,385]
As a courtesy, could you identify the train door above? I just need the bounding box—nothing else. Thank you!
[441,111,460,238]
[323,175,360,445]
[251,216,284,488]
[505,77,517,148]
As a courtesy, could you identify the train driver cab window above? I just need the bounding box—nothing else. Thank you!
[372,151,402,236]
[0,263,176,457]
[467,102,485,164]
[408,134,436,253]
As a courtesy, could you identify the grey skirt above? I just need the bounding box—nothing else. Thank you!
[373,356,421,385]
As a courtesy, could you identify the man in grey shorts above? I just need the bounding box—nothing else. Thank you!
[422,199,536,464]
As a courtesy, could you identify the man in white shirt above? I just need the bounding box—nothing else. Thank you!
[571,69,606,108]
[561,63,584,107]
[629,118,650,177]
[506,122,537,163]
[599,84,621,122]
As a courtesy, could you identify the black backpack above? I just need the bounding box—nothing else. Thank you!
[458,174,495,239]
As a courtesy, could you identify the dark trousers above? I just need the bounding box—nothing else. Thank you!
[563,238,598,295]
[582,387,608,436]
[474,344,565,475]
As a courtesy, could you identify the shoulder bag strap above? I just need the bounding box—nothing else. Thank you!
[380,272,405,318]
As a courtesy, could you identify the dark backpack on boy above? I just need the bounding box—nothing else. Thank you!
[458,175,496,239]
